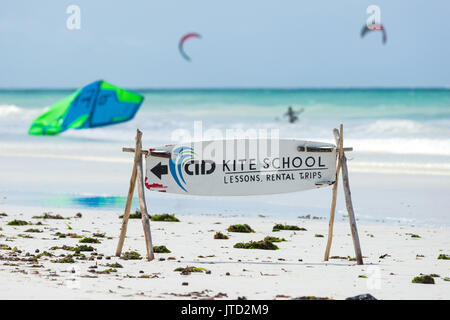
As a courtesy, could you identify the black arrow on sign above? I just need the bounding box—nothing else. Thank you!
[151,162,168,180]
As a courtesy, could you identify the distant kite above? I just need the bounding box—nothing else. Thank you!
[179,33,201,61]
[361,24,387,44]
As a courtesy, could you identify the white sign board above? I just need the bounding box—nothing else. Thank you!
[144,139,337,196]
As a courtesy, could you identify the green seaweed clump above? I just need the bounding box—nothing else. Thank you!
[0,213,7,217]
[79,237,101,244]
[227,224,255,233]
[214,232,229,239]
[264,236,286,242]
[99,268,117,274]
[315,234,324,238]
[410,234,421,238]
[36,251,53,259]
[412,275,435,284]
[93,233,106,238]
[437,254,449,260]
[272,224,304,232]
[24,228,42,233]
[294,296,331,300]
[121,251,142,260]
[174,266,207,274]
[429,274,440,278]
[119,210,143,219]
[18,234,33,238]
[32,213,66,219]
[0,244,11,250]
[49,245,73,251]
[54,232,82,239]
[72,245,95,253]
[106,262,123,268]
[7,220,29,226]
[51,256,75,263]
[234,240,279,250]
[150,214,180,222]
[153,245,171,253]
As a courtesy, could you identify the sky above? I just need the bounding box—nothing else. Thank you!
[0,1,449,88]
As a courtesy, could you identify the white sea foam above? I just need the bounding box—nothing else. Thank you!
[0,150,130,163]
[0,105,43,123]
[0,105,25,117]
[351,160,450,176]
[347,138,450,156]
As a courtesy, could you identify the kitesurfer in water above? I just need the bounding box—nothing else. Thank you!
[284,106,304,123]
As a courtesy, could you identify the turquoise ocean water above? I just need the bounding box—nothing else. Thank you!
[0,89,449,225]
[2,88,450,156]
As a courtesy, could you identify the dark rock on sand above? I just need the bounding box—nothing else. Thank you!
[346,294,377,300]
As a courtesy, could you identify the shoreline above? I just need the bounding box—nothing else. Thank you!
[1,206,448,300]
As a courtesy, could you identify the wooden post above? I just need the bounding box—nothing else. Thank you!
[115,132,141,257]
[324,124,363,265]
[340,138,363,265]
[135,130,155,261]
[115,129,154,261]
[324,127,343,261]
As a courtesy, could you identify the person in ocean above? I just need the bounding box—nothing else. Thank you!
[284,106,304,123]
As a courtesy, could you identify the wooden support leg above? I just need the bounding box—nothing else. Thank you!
[341,152,363,265]
[135,129,154,261]
[336,124,363,264]
[115,133,140,257]
[324,127,344,261]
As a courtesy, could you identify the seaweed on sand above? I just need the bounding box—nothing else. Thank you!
[272,224,305,232]
[93,233,106,238]
[412,275,435,284]
[51,255,76,263]
[214,232,229,239]
[106,262,123,268]
[79,237,101,244]
[32,213,67,220]
[24,228,42,233]
[264,236,286,242]
[150,214,180,222]
[36,251,54,259]
[119,210,143,219]
[98,268,117,274]
[0,244,11,250]
[233,240,279,250]
[174,266,207,274]
[54,232,82,239]
[121,251,142,260]
[7,220,29,226]
[153,245,171,253]
[227,224,254,233]
[18,234,33,238]
[72,245,95,254]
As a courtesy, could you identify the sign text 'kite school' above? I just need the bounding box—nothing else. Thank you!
[144,139,337,196]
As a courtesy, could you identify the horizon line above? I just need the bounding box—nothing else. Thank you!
[0,86,449,91]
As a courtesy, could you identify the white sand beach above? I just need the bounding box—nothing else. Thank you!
[0,205,448,300]
[1,0,450,303]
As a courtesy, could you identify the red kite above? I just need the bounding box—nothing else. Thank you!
[179,33,201,61]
